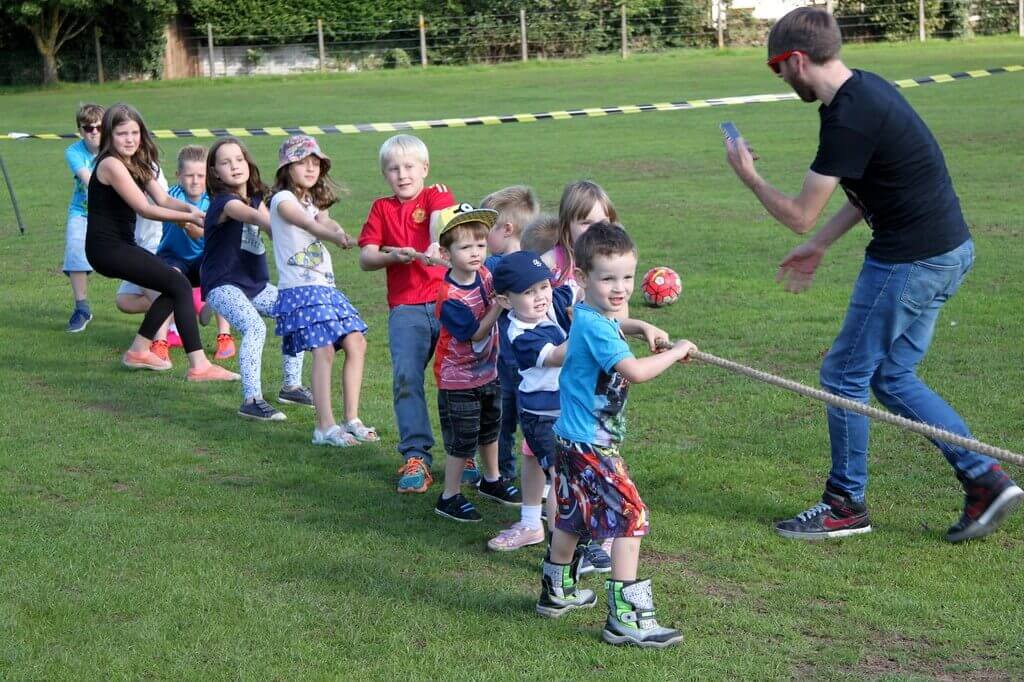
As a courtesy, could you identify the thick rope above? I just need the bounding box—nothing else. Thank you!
[686,349,1024,467]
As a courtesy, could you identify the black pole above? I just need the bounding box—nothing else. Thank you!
[0,155,27,234]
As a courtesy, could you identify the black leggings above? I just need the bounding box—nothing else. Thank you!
[86,239,202,353]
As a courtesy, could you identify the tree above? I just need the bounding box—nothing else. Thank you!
[1,0,96,85]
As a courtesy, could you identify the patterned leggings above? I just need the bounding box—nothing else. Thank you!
[207,284,303,400]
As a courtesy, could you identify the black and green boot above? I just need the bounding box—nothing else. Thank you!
[602,578,682,648]
[536,548,597,618]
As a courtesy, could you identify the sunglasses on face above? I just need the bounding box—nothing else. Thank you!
[767,49,804,74]
[80,124,100,133]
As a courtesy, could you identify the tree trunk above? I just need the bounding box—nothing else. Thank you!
[40,45,59,86]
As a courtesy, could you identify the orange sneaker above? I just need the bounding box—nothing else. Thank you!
[186,363,240,382]
[215,333,236,360]
[123,349,172,371]
[397,457,433,493]
[149,339,171,362]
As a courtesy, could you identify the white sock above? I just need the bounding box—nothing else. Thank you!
[521,504,542,529]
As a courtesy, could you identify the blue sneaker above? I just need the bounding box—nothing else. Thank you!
[66,308,92,333]
[579,537,612,574]
[397,457,432,494]
[461,457,482,486]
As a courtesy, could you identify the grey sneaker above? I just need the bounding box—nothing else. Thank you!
[602,579,682,648]
[278,385,314,406]
[238,398,286,421]
[536,548,597,618]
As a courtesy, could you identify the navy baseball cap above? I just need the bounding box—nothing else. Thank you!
[493,251,552,294]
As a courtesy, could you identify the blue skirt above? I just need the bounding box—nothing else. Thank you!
[273,285,368,356]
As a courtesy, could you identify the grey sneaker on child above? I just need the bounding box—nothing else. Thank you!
[238,399,286,421]
[278,385,314,406]
[536,548,597,618]
[602,579,682,648]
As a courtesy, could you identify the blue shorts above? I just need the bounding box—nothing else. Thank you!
[519,411,557,470]
[161,255,202,287]
[62,214,92,273]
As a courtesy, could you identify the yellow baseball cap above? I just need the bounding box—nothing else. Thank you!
[438,202,498,237]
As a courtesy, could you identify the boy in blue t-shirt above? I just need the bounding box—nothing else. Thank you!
[153,145,235,360]
[62,103,104,333]
[535,222,697,649]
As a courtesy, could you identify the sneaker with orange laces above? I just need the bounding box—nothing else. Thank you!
[149,339,171,363]
[123,349,172,371]
[186,363,240,382]
[462,457,482,486]
[215,333,236,360]
[397,457,433,493]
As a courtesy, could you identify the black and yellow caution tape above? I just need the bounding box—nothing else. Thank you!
[6,64,1021,141]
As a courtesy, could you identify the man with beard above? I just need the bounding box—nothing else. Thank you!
[724,6,1022,543]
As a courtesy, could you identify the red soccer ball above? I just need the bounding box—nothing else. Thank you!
[641,266,682,307]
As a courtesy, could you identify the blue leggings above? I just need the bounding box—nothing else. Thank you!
[207,284,303,400]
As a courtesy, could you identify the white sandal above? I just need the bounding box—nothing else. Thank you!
[344,419,380,442]
[313,424,358,447]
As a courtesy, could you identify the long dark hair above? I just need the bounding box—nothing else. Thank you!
[272,157,340,211]
[95,103,158,186]
[206,137,268,200]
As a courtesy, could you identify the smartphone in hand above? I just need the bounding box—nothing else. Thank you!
[720,121,760,160]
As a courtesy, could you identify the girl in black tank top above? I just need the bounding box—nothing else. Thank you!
[85,103,238,382]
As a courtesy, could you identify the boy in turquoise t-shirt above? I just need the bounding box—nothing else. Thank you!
[63,103,104,333]
[535,221,697,649]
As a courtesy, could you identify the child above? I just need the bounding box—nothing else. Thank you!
[201,137,310,419]
[536,221,696,649]
[358,135,457,493]
[481,186,541,483]
[520,213,559,257]
[488,251,573,550]
[269,135,377,446]
[63,103,104,333]
[541,180,617,287]
[154,145,235,361]
[433,204,521,522]
[114,164,175,360]
[84,103,236,381]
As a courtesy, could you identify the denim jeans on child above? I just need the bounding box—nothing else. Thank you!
[497,359,520,480]
[388,303,441,466]
[820,239,994,501]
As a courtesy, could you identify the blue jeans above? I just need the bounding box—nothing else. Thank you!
[820,239,993,501]
[388,303,441,466]
[497,359,520,480]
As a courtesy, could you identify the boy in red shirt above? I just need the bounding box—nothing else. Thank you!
[359,135,457,493]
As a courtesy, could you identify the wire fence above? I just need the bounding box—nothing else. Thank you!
[1,0,1021,84]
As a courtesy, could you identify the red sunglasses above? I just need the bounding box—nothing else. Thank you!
[767,49,804,74]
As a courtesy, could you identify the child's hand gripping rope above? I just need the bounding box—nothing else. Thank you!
[380,245,449,267]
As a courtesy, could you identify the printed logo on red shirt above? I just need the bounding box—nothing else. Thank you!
[412,207,426,223]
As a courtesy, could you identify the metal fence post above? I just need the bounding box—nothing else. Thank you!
[919,0,926,42]
[1019,0,1023,37]
[94,25,104,84]
[826,0,834,14]
[419,14,428,67]
[317,19,326,73]
[717,0,725,49]
[520,9,528,62]
[621,3,628,59]
[206,24,215,77]
[0,156,27,235]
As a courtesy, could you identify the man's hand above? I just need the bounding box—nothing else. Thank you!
[777,241,826,293]
[725,137,759,188]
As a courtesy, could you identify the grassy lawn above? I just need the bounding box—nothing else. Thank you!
[1,38,1023,679]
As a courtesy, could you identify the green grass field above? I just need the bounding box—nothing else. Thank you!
[2,38,1023,679]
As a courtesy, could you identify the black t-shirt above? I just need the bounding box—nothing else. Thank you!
[810,70,969,263]
[200,193,270,299]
